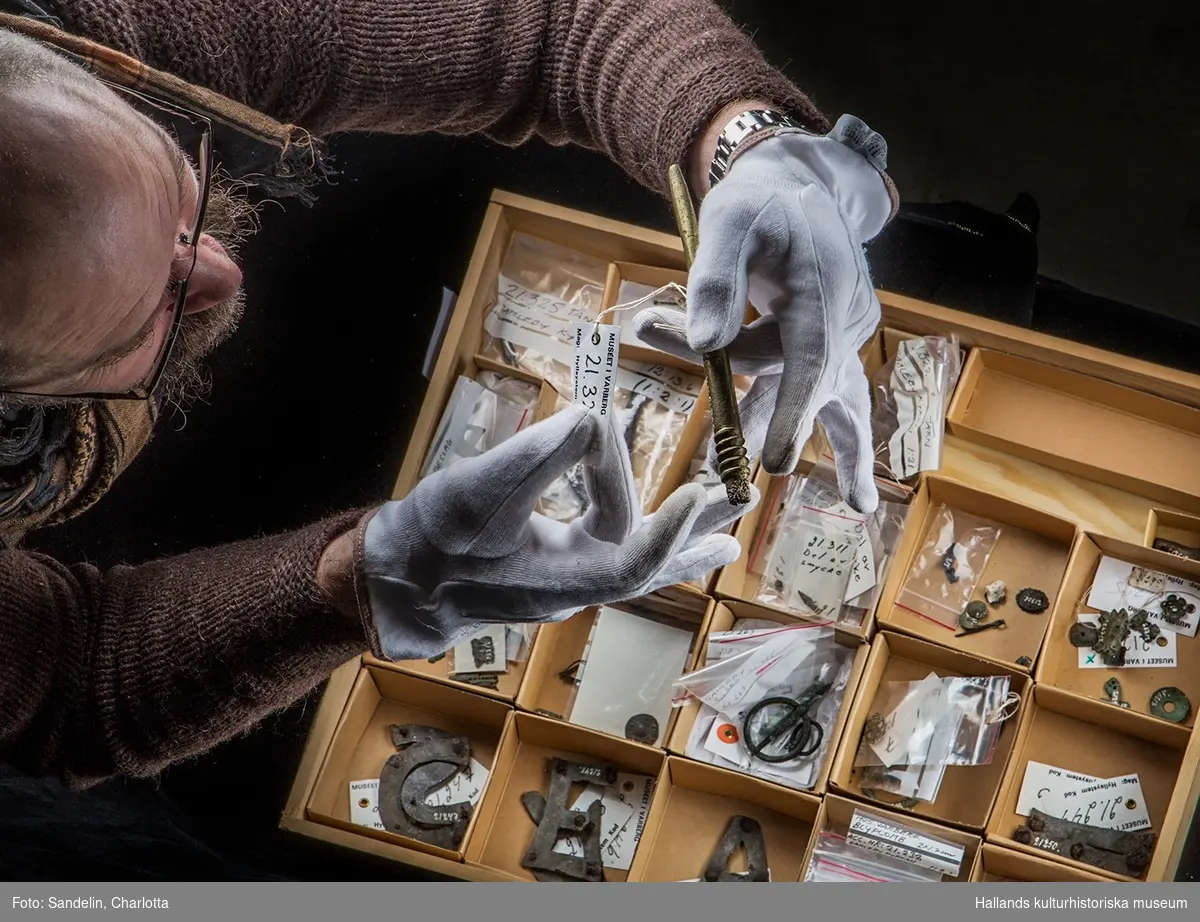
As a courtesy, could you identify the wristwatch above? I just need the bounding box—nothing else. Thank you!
[708,109,809,187]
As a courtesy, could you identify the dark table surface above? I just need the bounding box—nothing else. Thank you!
[5,132,1199,881]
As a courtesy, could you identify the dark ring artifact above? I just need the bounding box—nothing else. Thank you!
[1016,588,1049,613]
[742,695,825,763]
[1149,687,1190,724]
[1159,594,1195,626]
[624,713,660,745]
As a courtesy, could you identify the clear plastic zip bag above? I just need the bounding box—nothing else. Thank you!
[896,504,1001,629]
[756,503,860,619]
[805,831,946,882]
[421,374,539,479]
[480,232,608,395]
[871,334,963,481]
[855,673,1014,770]
[447,624,538,676]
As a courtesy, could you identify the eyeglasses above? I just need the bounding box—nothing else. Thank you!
[0,80,213,401]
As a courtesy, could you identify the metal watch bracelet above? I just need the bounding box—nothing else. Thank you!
[708,109,809,187]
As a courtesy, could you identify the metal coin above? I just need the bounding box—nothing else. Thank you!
[624,713,660,744]
[1016,587,1049,613]
[1149,687,1190,724]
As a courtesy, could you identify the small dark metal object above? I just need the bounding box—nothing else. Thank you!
[942,543,959,583]
[862,713,888,744]
[624,713,660,745]
[742,680,830,764]
[378,724,473,850]
[1153,537,1200,561]
[534,708,564,720]
[1160,594,1195,626]
[456,673,500,689]
[956,618,1007,638]
[1069,608,1160,668]
[859,767,921,809]
[521,759,617,882]
[470,636,497,668]
[558,659,584,684]
[1015,655,1033,667]
[1102,677,1130,709]
[958,600,989,631]
[1014,808,1156,877]
[1149,686,1190,723]
[701,816,770,882]
[620,393,651,455]
[1016,588,1049,614]
[427,652,446,664]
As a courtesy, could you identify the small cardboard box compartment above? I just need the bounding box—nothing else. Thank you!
[464,711,664,881]
[1145,508,1200,557]
[875,476,1077,670]
[946,348,1200,515]
[516,596,713,746]
[971,843,1109,882]
[988,685,1194,881]
[305,664,510,861]
[829,632,1030,831]
[666,599,868,796]
[806,794,980,882]
[627,757,820,881]
[1037,533,1200,729]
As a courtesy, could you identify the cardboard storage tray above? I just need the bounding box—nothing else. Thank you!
[1037,533,1200,728]
[281,190,1200,881]
[970,843,1109,882]
[627,757,821,881]
[829,632,1029,831]
[516,596,714,747]
[666,600,869,796]
[988,684,1197,880]
[1145,508,1200,557]
[874,476,1078,671]
[464,712,664,881]
[804,794,981,882]
[304,663,510,864]
[947,348,1200,515]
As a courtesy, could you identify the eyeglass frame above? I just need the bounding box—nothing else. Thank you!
[0,78,214,402]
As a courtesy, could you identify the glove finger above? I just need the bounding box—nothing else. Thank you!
[415,405,595,557]
[580,413,643,543]
[600,482,709,595]
[688,186,776,353]
[641,534,743,595]
[678,483,761,547]
[816,357,879,515]
[634,307,784,377]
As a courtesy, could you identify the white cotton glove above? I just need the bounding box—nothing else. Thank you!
[634,115,894,514]
[361,406,759,661]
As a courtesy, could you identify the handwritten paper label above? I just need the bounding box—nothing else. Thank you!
[1044,774,1152,832]
[869,673,949,768]
[847,811,963,877]
[573,323,620,421]
[1075,614,1177,668]
[790,523,857,617]
[484,276,596,366]
[552,772,653,871]
[886,339,946,479]
[616,361,702,415]
[423,758,491,808]
[826,501,876,602]
[1015,762,1102,817]
[349,779,384,830]
[1087,556,1200,637]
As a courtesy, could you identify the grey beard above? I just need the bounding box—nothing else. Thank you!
[154,180,259,409]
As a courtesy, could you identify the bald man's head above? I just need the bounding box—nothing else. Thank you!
[0,29,250,406]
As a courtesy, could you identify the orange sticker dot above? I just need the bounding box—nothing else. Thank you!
[717,723,739,744]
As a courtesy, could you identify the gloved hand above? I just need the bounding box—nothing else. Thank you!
[360,406,759,661]
[634,115,894,514]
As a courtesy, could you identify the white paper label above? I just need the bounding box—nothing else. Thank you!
[869,673,949,768]
[826,501,876,602]
[1043,774,1152,832]
[484,276,595,366]
[573,323,620,420]
[552,772,653,871]
[885,339,945,478]
[616,361,702,415]
[789,524,857,617]
[847,812,964,877]
[349,779,384,830]
[451,624,509,674]
[1075,614,1178,668]
[1087,556,1200,637]
[693,633,815,714]
[423,758,491,808]
[1015,762,1102,817]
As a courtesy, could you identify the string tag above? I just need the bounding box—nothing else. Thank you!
[573,322,620,422]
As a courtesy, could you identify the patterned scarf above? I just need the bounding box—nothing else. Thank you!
[0,7,330,547]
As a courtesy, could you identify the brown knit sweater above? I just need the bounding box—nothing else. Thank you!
[0,0,821,788]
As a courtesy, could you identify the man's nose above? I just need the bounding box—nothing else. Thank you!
[182,233,242,313]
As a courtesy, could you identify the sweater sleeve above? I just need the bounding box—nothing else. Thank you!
[0,509,370,790]
[52,0,827,192]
